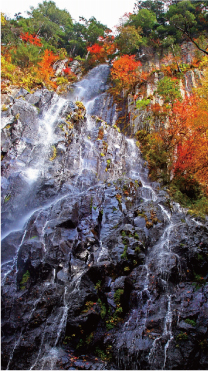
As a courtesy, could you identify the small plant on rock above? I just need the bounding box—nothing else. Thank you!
[20,270,30,290]
[95,280,102,291]
[185,319,196,326]
[50,145,57,161]
[176,332,188,341]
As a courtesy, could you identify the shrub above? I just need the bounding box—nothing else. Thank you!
[114,289,124,304]
[176,332,188,341]
[11,43,41,68]
[185,319,196,326]
[157,76,181,103]
[136,98,151,109]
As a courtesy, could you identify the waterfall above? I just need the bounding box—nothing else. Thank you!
[1,64,207,371]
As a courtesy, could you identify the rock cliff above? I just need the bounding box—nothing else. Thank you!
[1,64,208,370]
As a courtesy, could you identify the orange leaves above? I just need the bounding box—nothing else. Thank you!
[38,49,58,69]
[20,32,42,47]
[111,55,142,91]
[140,71,149,82]
[151,103,162,116]
[87,34,116,64]
[87,44,102,54]
[38,49,58,89]
[142,84,208,193]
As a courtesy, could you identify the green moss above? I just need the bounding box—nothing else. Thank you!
[4,194,11,203]
[176,332,188,341]
[76,338,84,349]
[98,298,107,319]
[193,273,205,284]
[95,346,112,361]
[105,290,124,330]
[90,196,93,210]
[135,246,141,253]
[121,245,128,260]
[56,76,68,85]
[114,289,124,304]
[20,270,30,290]
[199,339,208,351]
[82,301,95,313]
[185,319,196,326]
[63,335,71,344]
[95,280,102,291]
[124,266,130,272]
[86,332,94,344]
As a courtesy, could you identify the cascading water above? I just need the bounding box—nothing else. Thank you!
[1,64,208,370]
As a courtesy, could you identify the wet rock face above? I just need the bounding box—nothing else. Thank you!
[1,65,208,370]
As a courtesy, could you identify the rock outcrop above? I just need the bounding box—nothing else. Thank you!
[1,64,208,370]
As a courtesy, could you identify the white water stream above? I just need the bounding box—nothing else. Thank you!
[2,63,203,370]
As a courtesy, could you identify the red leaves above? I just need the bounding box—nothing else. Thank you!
[20,32,42,47]
[169,95,208,188]
[87,44,102,54]
[151,92,208,192]
[63,67,72,75]
[87,34,116,64]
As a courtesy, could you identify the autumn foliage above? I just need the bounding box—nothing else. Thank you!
[38,49,58,89]
[170,95,208,192]
[63,67,72,74]
[111,55,142,91]
[20,32,42,47]
[87,34,116,64]
[138,89,208,196]
[87,43,102,54]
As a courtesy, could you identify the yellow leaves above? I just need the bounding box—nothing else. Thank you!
[1,47,60,91]
[198,55,208,69]
[1,13,6,26]
[49,146,57,161]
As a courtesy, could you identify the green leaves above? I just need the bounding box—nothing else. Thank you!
[136,98,151,109]
[157,77,181,104]
[129,9,157,36]
[116,25,142,55]
[11,43,41,68]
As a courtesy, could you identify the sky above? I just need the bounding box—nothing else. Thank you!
[1,0,137,30]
